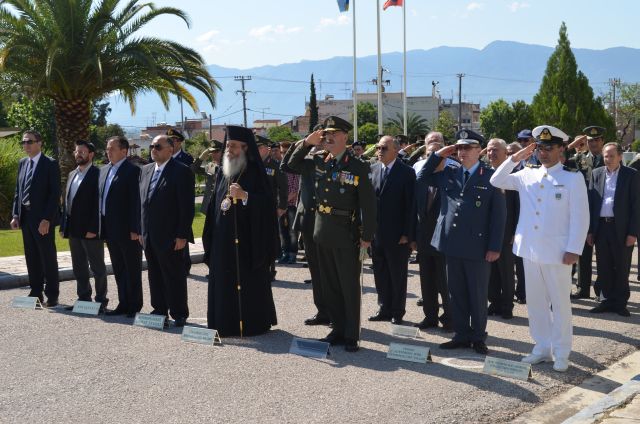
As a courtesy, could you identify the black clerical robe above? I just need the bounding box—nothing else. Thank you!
[202,162,278,336]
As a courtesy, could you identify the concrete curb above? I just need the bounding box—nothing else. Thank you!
[562,375,640,423]
[0,253,204,291]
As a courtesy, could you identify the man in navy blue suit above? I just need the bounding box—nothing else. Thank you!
[11,130,61,307]
[368,135,415,325]
[417,129,505,355]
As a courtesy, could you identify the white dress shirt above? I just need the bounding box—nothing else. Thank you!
[599,166,619,218]
[101,157,126,215]
[67,164,92,213]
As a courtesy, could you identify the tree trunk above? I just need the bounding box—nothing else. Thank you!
[53,98,91,187]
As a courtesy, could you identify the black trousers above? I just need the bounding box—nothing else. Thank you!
[302,229,329,320]
[515,256,526,300]
[279,206,299,255]
[418,247,449,325]
[106,237,143,314]
[446,256,490,343]
[488,243,515,313]
[595,221,633,309]
[145,242,189,319]
[577,242,594,295]
[68,237,108,303]
[316,243,361,341]
[21,209,59,300]
[372,241,410,319]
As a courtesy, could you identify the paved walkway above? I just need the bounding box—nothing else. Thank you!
[0,238,205,290]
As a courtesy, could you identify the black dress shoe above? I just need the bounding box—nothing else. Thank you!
[368,311,392,322]
[570,292,590,300]
[416,298,423,307]
[45,299,58,308]
[472,341,489,355]
[415,318,438,329]
[304,315,331,326]
[64,305,75,311]
[516,297,527,304]
[304,279,312,284]
[439,340,471,349]
[589,304,610,313]
[487,303,501,316]
[344,339,359,352]
[501,310,514,319]
[319,332,345,346]
[105,307,127,316]
[174,318,187,327]
[616,307,631,317]
[391,317,404,325]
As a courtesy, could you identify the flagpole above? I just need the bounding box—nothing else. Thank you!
[402,0,407,136]
[352,0,358,143]
[376,0,383,135]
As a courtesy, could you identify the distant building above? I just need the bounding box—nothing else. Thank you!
[253,119,281,131]
[440,99,481,132]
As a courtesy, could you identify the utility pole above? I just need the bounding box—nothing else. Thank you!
[609,77,621,125]
[256,107,270,120]
[456,73,465,130]
[234,75,252,127]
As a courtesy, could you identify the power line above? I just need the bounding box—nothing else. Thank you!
[234,75,252,127]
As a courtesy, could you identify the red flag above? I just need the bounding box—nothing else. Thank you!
[383,0,403,10]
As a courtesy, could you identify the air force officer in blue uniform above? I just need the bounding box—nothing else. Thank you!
[417,129,506,355]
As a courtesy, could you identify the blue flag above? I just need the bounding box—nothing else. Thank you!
[337,0,349,12]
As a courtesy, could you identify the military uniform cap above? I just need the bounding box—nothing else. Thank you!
[269,142,280,149]
[352,140,366,148]
[323,115,352,133]
[516,129,533,140]
[166,128,185,142]
[583,126,605,139]
[532,125,569,145]
[210,139,223,150]
[454,128,485,146]
[394,134,408,144]
[255,135,271,147]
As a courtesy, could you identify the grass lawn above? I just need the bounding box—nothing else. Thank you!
[0,205,206,258]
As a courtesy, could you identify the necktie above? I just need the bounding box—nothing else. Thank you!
[427,187,437,211]
[148,168,161,198]
[382,166,389,185]
[463,170,470,185]
[22,159,34,205]
[101,164,113,215]
[67,172,77,211]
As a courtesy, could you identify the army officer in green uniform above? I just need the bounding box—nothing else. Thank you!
[287,116,377,352]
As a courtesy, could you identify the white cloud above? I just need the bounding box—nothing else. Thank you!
[466,2,484,11]
[196,30,220,43]
[249,24,303,41]
[315,15,350,31]
[508,2,530,12]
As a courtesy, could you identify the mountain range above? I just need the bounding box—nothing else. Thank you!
[108,40,640,131]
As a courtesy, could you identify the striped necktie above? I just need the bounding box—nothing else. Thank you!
[22,159,34,205]
[148,168,162,198]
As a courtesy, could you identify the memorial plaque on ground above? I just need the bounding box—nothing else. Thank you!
[133,313,165,330]
[11,296,42,310]
[289,337,330,359]
[391,324,422,339]
[71,301,101,316]
[483,356,533,381]
[181,326,221,345]
[387,342,432,363]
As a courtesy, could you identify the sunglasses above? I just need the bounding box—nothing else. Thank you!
[150,143,164,151]
[20,139,36,145]
[536,145,556,152]
[375,145,388,152]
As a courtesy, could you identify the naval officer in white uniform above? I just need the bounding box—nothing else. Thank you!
[490,125,589,372]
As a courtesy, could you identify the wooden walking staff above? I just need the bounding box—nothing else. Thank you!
[232,196,244,337]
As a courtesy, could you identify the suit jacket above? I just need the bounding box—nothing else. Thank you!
[370,160,415,246]
[264,156,288,210]
[12,154,60,228]
[61,165,100,238]
[140,158,195,250]
[589,165,640,244]
[99,159,141,240]
[413,179,442,254]
[173,149,194,166]
[417,154,506,260]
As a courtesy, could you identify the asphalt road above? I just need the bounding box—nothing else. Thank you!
[1,257,639,423]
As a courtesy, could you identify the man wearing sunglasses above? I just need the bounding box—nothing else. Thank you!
[490,125,589,372]
[417,129,506,355]
[11,130,61,307]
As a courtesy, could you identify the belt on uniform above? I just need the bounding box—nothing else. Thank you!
[600,217,615,223]
[317,204,353,217]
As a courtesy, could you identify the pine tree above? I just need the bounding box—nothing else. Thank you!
[531,22,614,139]
[309,74,319,132]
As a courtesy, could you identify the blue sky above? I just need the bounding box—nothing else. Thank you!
[138,0,640,69]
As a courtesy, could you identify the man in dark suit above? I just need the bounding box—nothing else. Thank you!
[369,135,415,324]
[60,140,107,310]
[412,141,451,330]
[587,142,639,317]
[140,135,195,327]
[11,130,61,307]
[507,142,527,304]
[100,136,143,317]
[417,129,506,355]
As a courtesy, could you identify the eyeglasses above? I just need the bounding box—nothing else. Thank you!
[20,139,36,145]
[150,144,164,151]
[375,145,388,152]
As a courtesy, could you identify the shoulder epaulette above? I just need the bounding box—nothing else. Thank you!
[311,149,328,156]
[525,163,541,169]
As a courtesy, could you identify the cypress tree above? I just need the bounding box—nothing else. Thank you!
[309,73,319,132]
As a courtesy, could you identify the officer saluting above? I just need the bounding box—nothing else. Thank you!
[286,116,377,352]
[490,125,589,372]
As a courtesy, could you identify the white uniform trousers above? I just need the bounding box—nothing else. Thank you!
[523,258,573,360]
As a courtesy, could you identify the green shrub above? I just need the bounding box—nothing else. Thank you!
[0,136,22,228]
[631,139,640,153]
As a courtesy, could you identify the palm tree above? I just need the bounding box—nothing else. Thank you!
[386,112,431,142]
[0,0,220,180]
